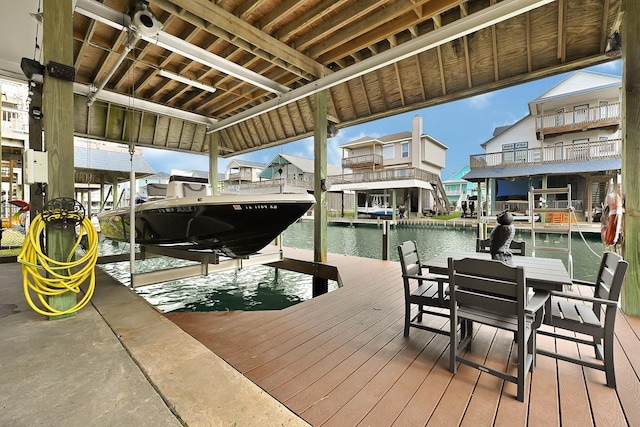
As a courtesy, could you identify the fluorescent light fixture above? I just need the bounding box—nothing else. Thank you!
[158,69,217,94]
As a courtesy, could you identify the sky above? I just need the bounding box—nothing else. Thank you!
[141,60,622,181]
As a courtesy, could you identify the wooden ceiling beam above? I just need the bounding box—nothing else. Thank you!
[257,0,310,35]
[272,0,356,46]
[358,76,373,116]
[92,30,128,89]
[75,16,98,70]
[309,0,462,62]
[437,45,447,96]
[557,0,567,62]
[288,0,387,52]
[308,0,433,60]
[414,55,427,101]
[460,3,472,89]
[525,12,532,72]
[150,0,328,78]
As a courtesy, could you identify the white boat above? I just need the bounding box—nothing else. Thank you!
[98,176,315,258]
[357,194,394,217]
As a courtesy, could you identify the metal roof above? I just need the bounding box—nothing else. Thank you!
[74,144,156,184]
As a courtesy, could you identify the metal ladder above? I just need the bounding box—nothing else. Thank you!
[528,185,573,279]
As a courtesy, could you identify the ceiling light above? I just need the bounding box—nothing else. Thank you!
[158,69,217,94]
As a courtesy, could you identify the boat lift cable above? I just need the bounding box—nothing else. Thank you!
[18,209,99,317]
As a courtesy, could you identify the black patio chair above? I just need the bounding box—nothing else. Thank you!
[537,251,628,388]
[398,241,449,337]
[448,257,548,402]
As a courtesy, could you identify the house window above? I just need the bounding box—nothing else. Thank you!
[598,101,609,120]
[555,108,564,126]
[554,142,564,161]
[400,142,409,159]
[383,144,394,159]
[401,142,409,158]
[598,136,615,156]
[573,104,589,123]
[571,138,589,159]
[501,142,528,164]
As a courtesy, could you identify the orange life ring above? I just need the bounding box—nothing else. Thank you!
[602,192,622,245]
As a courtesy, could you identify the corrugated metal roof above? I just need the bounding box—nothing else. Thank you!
[462,158,621,182]
[74,146,155,174]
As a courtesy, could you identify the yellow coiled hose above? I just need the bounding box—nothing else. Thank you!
[18,214,99,316]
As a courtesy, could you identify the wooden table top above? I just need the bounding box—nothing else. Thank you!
[423,250,572,291]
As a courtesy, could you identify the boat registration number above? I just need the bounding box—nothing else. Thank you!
[233,204,278,210]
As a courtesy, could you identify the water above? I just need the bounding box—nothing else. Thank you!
[281,220,604,282]
[97,221,604,312]
[98,245,339,313]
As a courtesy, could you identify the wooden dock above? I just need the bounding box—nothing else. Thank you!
[166,247,639,426]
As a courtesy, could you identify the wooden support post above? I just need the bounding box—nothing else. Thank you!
[313,91,328,263]
[312,276,329,297]
[622,1,640,315]
[43,0,76,319]
[382,220,390,260]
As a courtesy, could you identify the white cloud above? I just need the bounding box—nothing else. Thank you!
[467,92,494,109]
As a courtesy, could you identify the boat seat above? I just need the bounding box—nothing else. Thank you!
[166,181,211,198]
[147,183,167,198]
[183,183,209,197]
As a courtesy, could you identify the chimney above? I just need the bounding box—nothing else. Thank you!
[411,115,422,166]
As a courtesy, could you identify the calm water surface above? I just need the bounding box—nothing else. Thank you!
[98,220,603,312]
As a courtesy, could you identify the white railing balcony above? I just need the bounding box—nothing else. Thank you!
[469,139,621,170]
[226,170,254,182]
[341,153,383,169]
[535,102,621,137]
[329,167,441,185]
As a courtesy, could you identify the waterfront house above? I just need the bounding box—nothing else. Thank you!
[331,115,450,218]
[463,70,622,222]
[223,159,266,192]
[442,164,477,211]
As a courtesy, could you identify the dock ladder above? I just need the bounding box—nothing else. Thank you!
[528,185,573,278]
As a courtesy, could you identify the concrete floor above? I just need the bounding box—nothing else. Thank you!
[0,262,308,427]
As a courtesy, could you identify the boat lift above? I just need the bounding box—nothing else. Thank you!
[131,245,284,288]
[97,244,285,289]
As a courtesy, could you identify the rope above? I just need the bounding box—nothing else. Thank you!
[18,214,99,316]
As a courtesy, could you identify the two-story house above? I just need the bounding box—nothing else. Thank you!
[223,159,266,192]
[331,115,449,218]
[463,70,621,222]
[259,153,341,190]
[443,165,479,213]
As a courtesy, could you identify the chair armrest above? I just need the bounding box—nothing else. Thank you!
[525,291,549,315]
[403,273,445,282]
[550,291,618,306]
[526,291,549,329]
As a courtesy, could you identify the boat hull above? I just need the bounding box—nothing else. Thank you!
[98,193,315,257]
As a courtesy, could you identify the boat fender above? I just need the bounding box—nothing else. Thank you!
[602,191,623,246]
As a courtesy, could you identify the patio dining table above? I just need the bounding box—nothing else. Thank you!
[422,250,572,292]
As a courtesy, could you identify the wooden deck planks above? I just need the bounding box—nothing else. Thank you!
[165,249,640,426]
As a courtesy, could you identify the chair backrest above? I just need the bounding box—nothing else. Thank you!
[448,257,526,319]
[398,240,423,279]
[476,238,526,255]
[593,251,628,315]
